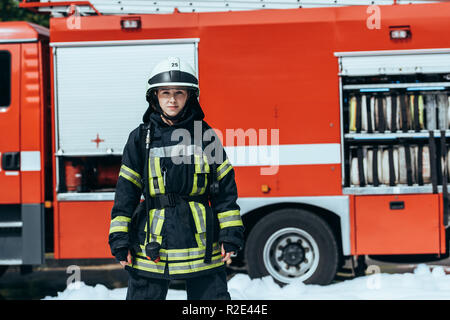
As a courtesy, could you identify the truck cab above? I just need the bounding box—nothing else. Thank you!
[0,21,50,268]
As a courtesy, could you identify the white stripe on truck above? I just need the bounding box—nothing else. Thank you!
[224,143,341,167]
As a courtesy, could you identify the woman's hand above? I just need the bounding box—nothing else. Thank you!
[221,243,234,264]
[119,250,132,267]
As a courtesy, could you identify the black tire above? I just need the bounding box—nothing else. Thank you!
[245,208,339,285]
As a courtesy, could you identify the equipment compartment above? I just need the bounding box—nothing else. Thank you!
[57,156,121,194]
[354,194,441,254]
[340,71,450,194]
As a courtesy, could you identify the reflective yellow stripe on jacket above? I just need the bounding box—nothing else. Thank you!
[109,216,131,234]
[137,243,222,262]
[119,165,142,189]
[148,156,165,196]
[131,243,224,275]
[190,153,210,196]
[217,210,243,229]
[133,257,166,274]
[217,159,232,181]
[144,208,165,245]
[188,201,207,248]
[168,253,224,275]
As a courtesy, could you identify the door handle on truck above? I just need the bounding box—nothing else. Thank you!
[1,152,20,171]
[389,201,405,210]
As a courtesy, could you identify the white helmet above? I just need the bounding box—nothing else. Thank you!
[146,57,199,95]
[145,57,201,122]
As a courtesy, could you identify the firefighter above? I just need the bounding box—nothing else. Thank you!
[108,57,244,300]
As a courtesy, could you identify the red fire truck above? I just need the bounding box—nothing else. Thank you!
[1,0,450,285]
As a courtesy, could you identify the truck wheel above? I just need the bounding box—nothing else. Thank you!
[245,208,339,285]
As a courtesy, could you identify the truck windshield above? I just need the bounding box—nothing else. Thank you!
[0,51,11,108]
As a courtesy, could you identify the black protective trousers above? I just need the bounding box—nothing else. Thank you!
[125,268,231,300]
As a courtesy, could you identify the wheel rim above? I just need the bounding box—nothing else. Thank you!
[263,227,320,284]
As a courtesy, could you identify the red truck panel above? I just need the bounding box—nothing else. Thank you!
[56,201,113,259]
[354,194,441,255]
[235,165,341,197]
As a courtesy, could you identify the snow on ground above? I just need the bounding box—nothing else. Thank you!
[42,264,450,300]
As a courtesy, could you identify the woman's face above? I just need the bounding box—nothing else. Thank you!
[156,87,189,118]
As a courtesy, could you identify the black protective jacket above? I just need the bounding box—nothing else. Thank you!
[108,101,244,280]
